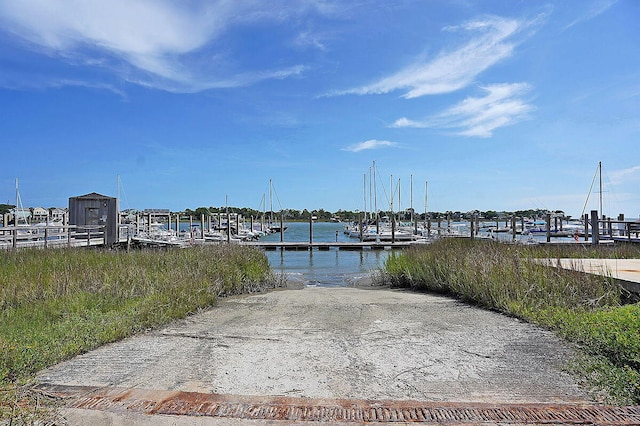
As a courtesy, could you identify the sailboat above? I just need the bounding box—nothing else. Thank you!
[267,179,287,233]
[12,178,29,227]
[581,161,604,220]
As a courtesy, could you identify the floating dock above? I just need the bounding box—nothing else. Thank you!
[243,241,418,250]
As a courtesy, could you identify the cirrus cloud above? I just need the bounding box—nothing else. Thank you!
[342,139,399,152]
[392,83,534,137]
[337,15,536,99]
[0,0,310,92]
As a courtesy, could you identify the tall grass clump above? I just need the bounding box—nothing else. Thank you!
[382,238,640,404]
[0,245,277,420]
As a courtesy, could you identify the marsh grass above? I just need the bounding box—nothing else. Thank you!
[382,238,640,404]
[0,245,278,421]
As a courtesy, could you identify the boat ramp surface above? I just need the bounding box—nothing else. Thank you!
[36,287,640,425]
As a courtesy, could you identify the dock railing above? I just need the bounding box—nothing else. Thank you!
[584,210,640,245]
[0,224,106,250]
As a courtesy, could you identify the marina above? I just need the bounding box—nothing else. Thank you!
[2,208,640,250]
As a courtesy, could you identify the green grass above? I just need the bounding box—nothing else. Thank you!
[382,238,640,405]
[0,245,279,421]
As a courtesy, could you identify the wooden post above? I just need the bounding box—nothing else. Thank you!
[12,227,17,249]
[511,215,516,242]
[447,214,451,235]
[427,217,431,237]
[309,213,313,244]
[591,210,599,246]
[236,213,240,233]
[470,218,475,240]
[607,217,612,238]
[279,211,284,242]
[201,214,205,240]
[546,213,551,243]
[392,213,396,243]
[44,226,49,248]
[227,211,231,243]
[584,213,589,241]
[437,216,441,237]
[619,214,631,240]
[359,212,363,242]
[520,217,525,235]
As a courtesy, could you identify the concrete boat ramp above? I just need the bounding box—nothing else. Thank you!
[37,287,640,425]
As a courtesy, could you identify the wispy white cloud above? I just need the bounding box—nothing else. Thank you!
[342,139,398,152]
[293,31,329,51]
[337,15,534,98]
[608,165,640,185]
[392,83,534,137]
[562,0,617,31]
[0,0,310,92]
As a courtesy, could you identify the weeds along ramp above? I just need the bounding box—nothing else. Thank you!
[36,287,638,424]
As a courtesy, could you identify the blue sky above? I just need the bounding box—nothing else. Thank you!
[1,0,638,218]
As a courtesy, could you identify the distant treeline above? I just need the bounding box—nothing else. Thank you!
[177,207,569,222]
[1,203,570,222]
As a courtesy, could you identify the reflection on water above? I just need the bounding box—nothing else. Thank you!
[265,248,391,287]
[261,221,393,287]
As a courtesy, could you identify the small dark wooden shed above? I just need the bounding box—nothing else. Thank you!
[68,192,119,246]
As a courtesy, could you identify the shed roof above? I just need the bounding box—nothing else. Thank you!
[71,192,114,200]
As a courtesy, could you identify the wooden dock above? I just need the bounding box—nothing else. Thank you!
[243,241,419,250]
[0,225,107,250]
[539,258,640,295]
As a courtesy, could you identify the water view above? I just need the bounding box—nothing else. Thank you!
[260,221,393,287]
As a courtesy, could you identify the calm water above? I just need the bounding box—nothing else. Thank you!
[260,221,393,287]
[257,221,580,286]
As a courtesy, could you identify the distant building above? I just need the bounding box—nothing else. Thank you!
[49,208,67,222]
[143,209,170,214]
[31,207,48,223]
[120,209,138,223]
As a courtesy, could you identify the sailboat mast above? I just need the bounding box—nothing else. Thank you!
[15,178,24,225]
[390,174,393,214]
[369,166,373,220]
[373,161,377,218]
[410,174,414,223]
[363,173,367,221]
[398,178,401,214]
[599,161,603,219]
[269,179,273,224]
[424,181,428,217]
